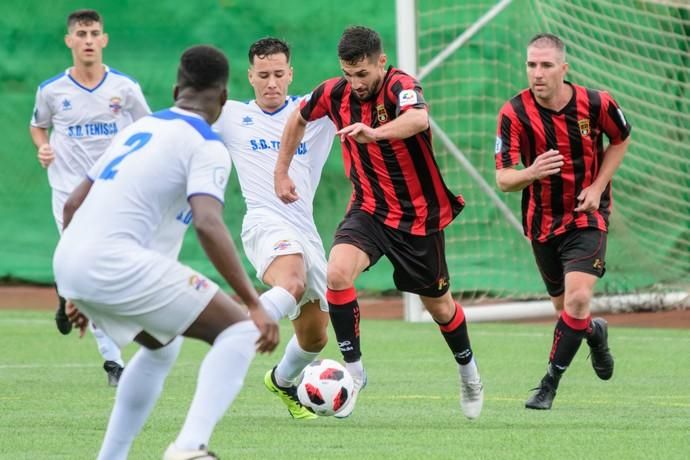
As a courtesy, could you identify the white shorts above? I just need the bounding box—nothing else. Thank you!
[51,189,70,234]
[241,216,327,320]
[69,260,219,348]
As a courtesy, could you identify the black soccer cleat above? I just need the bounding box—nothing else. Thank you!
[525,374,558,410]
[587,317,614,380]
[55,296,72,335]
[103,361,124,387]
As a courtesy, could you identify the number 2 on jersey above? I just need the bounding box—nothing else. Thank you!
[99,132,152,180]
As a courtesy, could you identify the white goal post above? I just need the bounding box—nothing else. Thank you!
[396,0,690,322]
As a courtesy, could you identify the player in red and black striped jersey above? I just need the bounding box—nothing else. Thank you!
[275,26,483,420]
[495,33,630,410]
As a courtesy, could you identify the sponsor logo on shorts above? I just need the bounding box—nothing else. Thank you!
[188,274,210,291]
[437,277,448,291]
[593,258,604,271]
[273,240,292,251]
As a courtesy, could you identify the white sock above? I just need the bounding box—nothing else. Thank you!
[459,357,480,382]
[275,335,320,387]
[97,337,183,460]
[90,322,124,366]
[174,321,259,451]
[260,286,297,322]
[345,360,365,381]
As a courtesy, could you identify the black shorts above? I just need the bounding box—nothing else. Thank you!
[531,228,607,297]
[332,210,450,298]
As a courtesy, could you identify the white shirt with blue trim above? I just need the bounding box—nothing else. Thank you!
[31,66,151,193]
[214,97,335,237]
[54,108,231,303]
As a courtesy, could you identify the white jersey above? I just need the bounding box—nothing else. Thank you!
[54,107,231,303]
[214,97,335,236]
[31,65,151,193]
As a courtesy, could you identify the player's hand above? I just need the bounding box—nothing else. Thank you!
[575,185,602,213]
[249,306,279,353]
[65,300,89,338]
[337,123,378,144]
[274,172,299,203]
[529,149,564,181]
[37,144,55,168]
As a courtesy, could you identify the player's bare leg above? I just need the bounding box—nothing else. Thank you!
[423,292,483,420]
[261,254,328,419]
[326,243,370,418]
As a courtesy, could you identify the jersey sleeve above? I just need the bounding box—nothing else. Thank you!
[599,92,631,145]
[125,83,151,121]
[495,101,522,169]
[389,74,427,116]
[187,141,232,204]
[30,86,53,128]
[300,82,332,122]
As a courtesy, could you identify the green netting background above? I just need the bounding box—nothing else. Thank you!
[1,0,687,298]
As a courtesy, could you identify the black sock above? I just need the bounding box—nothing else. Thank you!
[549,312,588,373]
[327,287,361,363]
[437,303,473,365]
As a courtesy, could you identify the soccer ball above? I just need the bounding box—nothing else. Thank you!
[297,359,353,416]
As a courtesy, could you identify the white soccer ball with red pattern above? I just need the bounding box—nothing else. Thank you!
[297,359,354,416]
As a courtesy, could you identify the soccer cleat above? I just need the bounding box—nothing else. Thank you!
[525,374,558,410]
[163,443,218,460]
[334,369,367,419]
[55,297,72,335]
[587,317,614,380]
[460,376,484,420]
[263,367,317,420]
[103,361,124,387]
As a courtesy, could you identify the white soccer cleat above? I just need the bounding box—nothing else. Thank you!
[334,370,367,419]
[163,443,218,460]
[460,376,484,420]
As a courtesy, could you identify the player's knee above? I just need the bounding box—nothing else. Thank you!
[566,287,592,314]
[280,276,307,301]
[326,265,354,290]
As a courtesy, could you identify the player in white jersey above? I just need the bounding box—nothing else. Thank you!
[54,45,278,460]
[214,38,335,420]
[29,9,150,385]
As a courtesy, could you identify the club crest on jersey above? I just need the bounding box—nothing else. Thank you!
[399,89,418,108]
[242,116,254,126]
[109,97,122,115]
[62,99,72,111]
[188,274,210,291]
[578,118,590,137]
[376,104,388,123]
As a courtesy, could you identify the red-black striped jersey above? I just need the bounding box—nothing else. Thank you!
[495,82,631,242]
[300,66,464,236]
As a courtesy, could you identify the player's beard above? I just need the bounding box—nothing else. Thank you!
[354,77,382,102]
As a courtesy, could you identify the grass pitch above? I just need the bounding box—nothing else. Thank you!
[1,310,688,459]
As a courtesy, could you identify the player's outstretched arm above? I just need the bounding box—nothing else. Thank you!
[63,178,94,230]
[337,107,429,143]
[274,108,308,203]
[190,195,279,352]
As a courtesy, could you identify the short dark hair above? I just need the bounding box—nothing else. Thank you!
[177,45,229,91]
[338,26,382,64]
[67,9,102,29]
[248,37,291,64]
[528,33,566,54]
